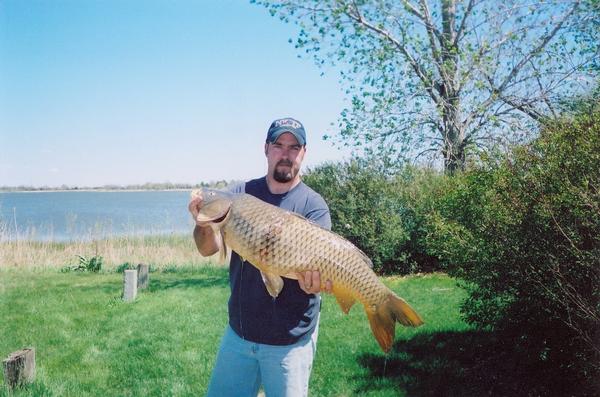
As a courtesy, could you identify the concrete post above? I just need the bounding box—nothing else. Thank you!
[123,269,138,302]
[3,348,35,389]
[137,263,149,289]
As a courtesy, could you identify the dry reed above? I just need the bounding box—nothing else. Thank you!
[0,234,225,270]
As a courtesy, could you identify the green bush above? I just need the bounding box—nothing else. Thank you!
[390,166,452,273]
[115,262,136,273]
[426,109,600,394]
[304,159,447,274]
[75,254,103,272]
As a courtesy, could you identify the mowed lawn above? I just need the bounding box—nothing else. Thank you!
[1,267,471,396]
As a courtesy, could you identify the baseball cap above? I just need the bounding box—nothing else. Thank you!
[266,117,306,146]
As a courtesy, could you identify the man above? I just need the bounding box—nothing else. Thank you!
[188,117,332,396]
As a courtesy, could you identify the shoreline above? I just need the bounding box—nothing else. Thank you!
[0,188,195,193]
[0,231,192,244]
[0,181,238,194]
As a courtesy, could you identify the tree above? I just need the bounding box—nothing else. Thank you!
[254,0,599,172]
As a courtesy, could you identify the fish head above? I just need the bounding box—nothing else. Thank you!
[193,188,234,228]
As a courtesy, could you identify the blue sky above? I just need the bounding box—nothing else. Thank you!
[0,0,352,187]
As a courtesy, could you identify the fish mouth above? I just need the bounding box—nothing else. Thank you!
[196,202,231,226]
[211,210,229,224]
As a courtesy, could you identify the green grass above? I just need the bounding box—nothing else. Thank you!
[1,268,473,396]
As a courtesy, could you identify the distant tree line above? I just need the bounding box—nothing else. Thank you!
[0,180,237,192]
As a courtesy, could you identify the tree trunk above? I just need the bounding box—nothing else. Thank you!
[442,106,465,174]
[443,139,466,174]
[440,0,464,173]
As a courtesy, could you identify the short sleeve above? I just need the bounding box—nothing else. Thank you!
[304,193,331,230]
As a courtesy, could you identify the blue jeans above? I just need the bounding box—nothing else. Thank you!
[206,323,319,397]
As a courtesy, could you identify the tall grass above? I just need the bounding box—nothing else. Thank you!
[0,226,224,270]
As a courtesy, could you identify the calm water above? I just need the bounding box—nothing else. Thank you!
[0,191,195,241]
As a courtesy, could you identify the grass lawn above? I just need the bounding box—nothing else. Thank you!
[1,267,476,396]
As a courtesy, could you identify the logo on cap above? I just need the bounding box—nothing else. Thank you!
[274,118,301,130]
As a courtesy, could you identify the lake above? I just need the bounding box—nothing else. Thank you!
[0,190,195,242]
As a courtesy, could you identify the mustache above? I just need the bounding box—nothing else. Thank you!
[276,160,293,167]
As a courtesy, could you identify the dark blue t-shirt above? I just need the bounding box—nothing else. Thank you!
[228,177,331,345]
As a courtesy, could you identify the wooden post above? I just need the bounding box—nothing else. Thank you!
[123,269,137,302]
[137,263,149,289]
[3,348,35,389]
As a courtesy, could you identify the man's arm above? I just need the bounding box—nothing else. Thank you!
[189,193,221,257]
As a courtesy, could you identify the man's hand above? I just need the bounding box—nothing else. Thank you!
[189,190,221,256]
[188,189,204,225]
[297,270,333,294]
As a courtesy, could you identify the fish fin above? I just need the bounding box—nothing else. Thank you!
[260,271,284,298]
[388,293,424,327]
[218,230,227,262]
[366,292,424,353]
[332,284,357,314]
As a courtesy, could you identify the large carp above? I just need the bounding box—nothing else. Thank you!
[194,188,424,353]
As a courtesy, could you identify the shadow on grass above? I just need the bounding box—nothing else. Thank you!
[147,275,229,291]
[53,270,229,295]
[356,330,579,397]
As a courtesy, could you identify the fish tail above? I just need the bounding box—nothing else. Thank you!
[366,292,424,353]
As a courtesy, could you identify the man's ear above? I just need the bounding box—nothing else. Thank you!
[264,143,269,156]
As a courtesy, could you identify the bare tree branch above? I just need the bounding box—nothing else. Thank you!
[495,1,581,94]
[342,3,443,106]
[454,0,477,45]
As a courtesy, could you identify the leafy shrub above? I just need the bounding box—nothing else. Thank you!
[389,166,452,273]
[115,262,136,273]
[74,255,103,272]
[304,158,447,274]
[426,109,600,394]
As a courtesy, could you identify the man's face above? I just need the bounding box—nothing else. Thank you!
[265,132,306,183]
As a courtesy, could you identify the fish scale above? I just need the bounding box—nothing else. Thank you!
[196,188,424,353]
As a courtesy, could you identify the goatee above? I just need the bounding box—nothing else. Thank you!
[273,169,294,183]
[273,160,296,183]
